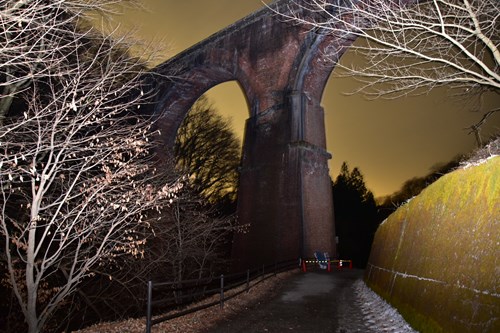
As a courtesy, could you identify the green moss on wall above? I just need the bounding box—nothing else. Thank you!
[365,157,500,333]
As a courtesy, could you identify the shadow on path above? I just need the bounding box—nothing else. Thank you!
[204,269,374,333]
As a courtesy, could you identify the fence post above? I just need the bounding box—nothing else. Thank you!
[246,269,250,292]
[219,274,224,309]
[146,280,153,333]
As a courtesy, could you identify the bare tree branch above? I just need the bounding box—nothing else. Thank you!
[273,0,499,98]
[0,1,179,332]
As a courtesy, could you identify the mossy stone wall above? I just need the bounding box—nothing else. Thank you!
[365,157,499,333]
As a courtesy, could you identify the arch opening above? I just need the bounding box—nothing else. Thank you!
[204,81,250,147]
[173,81,249,205]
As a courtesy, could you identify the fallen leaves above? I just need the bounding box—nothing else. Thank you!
[72,270,298,333]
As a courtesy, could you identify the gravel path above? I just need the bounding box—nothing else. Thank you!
[74,269,417,333]
[204,269,417,333]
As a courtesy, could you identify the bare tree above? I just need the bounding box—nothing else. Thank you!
[275,0,499,142]
[155,186,236,283]
[0,1,178,332]
[175,95,241,204]
[0,0,149,125]
[277,0,499,95]
[60,184,236,329]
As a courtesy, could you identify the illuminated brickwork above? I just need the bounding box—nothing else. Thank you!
[149,0,358,269]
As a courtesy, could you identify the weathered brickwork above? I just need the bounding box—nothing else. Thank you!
[148,0,354,270]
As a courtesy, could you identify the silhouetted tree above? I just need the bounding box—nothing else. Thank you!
[333,162,378,267]
[174,95,241,205]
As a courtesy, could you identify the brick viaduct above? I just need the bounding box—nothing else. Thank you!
[151,0,357,270]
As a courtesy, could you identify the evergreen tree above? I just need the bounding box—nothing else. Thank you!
[333,162,378,267]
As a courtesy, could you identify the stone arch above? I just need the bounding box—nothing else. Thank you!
[154,58,254,153]
[155,78,254,154]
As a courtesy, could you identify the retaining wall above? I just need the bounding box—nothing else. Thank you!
[365,156,499,332]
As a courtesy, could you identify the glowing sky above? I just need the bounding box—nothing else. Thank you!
[109,0,500,197]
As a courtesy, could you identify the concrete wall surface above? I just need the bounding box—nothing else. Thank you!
[365,156,499,333]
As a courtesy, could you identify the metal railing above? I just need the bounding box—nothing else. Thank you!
[300,258,353,272]
[145,259,298,333]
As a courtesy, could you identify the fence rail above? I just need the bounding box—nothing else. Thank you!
[145,259,298,333]
[300,258,353,272]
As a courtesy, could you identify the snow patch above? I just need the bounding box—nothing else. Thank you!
[354,280,418,333]
[461,154,498,169]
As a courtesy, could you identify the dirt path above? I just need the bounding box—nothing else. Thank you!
[203,269,374,333]
[75,269,416,333]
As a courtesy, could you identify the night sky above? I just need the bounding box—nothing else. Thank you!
[106,0,500,198]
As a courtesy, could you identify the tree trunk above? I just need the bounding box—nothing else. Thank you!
[0,85,15,126]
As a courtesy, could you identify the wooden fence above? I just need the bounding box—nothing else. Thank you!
[145,259,299,333]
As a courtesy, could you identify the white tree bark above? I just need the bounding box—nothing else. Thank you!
[274,0,499,97]
[0,1,177,332]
